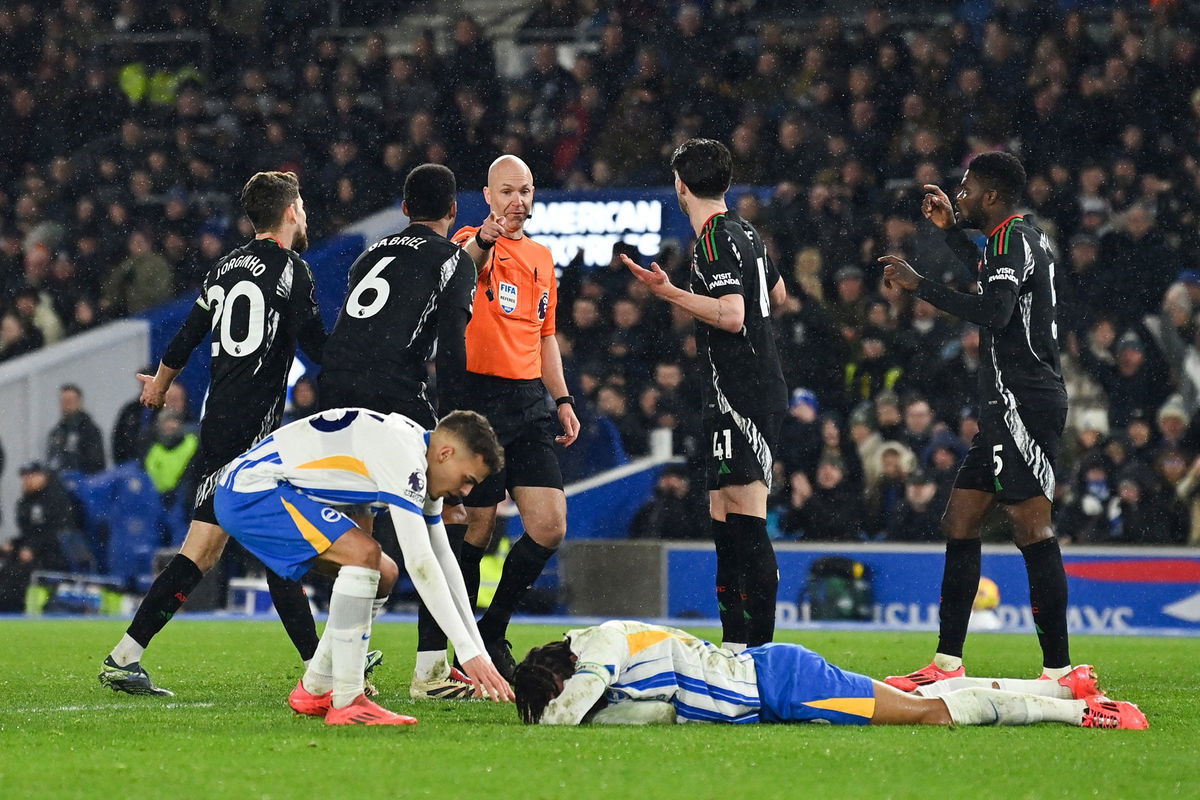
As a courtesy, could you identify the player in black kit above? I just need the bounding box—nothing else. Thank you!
[879,152,1076,689]
[623,139,788,651]
[318,164,479,699]
[100,172,328,695]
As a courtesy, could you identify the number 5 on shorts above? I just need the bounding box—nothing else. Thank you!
[992,444,1003,476]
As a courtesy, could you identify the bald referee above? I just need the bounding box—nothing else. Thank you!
[432,155,579,681]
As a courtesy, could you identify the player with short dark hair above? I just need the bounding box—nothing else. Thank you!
[512,621,1147,730]
[623,138,788,652]
[100,171,328,696]
[216,407,512,724]
[879,151,1075,690]
[318,162,479,699]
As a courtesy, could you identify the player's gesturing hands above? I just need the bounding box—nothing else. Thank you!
[620,254,675,298]
[556,402,580,447]
[478,212,506,246]
[879,255,922,292]
[462,654,515,702]
[922,184,957,230]
[137,372,166,409]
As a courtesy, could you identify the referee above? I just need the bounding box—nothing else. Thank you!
[451,154,579,679]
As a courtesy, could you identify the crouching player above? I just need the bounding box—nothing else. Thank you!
[513,621,1147,730]
[214,408,514,725]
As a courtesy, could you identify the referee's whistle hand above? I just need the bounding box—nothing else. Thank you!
[556,404,580,447]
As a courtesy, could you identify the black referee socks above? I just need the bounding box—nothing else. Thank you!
[477,535,556,641]
[936,538,982,659]
[1020,537,1071,669]
[126,554,204,648]
[726,513,778,647]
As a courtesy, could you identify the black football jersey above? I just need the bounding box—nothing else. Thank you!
[179,238,324,442]
[689,211,788,417]
[927,217,1067,409]
[321,223,476,401]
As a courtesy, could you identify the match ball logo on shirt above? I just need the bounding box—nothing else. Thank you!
[538,290,549,321]
[498,281,518,314]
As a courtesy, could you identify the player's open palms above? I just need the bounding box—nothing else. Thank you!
[462,654,515,702]
[620,254,672,296]
[922,184,956,230]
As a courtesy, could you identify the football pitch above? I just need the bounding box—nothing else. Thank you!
[1,620,1196,799]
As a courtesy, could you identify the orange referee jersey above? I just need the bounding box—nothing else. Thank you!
[452,226,557,380]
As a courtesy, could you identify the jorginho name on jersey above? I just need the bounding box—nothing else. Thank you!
[193,238,325,438]
[689,212,787,418]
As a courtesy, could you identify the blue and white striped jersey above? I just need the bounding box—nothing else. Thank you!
[542,621,762,725]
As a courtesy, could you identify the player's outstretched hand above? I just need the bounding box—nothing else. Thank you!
[556,402,580,447]
[878,255,922,292]
[620,254,674,296]
[461,655,515,702]
[479,212,505,246]
[137,373,166,409]
[921,184,957,230]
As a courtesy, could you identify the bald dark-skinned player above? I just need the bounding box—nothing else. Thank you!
[879,152,1076,690]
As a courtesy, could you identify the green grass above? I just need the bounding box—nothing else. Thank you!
[0,620,1196,799]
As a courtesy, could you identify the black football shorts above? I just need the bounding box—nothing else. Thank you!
[954,401,1066,503]
[705,407,782,492]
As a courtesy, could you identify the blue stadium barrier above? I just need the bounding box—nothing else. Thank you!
[103,464,167,588]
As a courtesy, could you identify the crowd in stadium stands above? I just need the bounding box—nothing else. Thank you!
[1,0,1199,583]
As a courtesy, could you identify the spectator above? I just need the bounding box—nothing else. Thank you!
[629,465,706,539]
[844,326,904,404]
[866,441,914,534]
[143,409,199,507]
[596,383,648,457]
[1058,457,1114,544]
[46,383,105,474]
[13,461,72,571]
[887,470,944,542]
[284,376,319,425]
[100,230,173,317]
[781,455,862,541]
[1075,331,1169,430]
[0,311,43,362]
[779,387,821,478]
[900,397,936,456]
[1171,454,1200,545]
[112,370,155,463]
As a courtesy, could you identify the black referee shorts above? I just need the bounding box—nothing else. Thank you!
[954,401,1066,503]
[317,369,436,428]
[460,375,563,508]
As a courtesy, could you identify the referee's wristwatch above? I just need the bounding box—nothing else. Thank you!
[555,395,576,408]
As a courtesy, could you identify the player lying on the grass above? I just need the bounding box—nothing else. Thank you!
[513,621,1147,730]
[214,407,514,725]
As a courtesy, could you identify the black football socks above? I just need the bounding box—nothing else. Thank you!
[1020,537,1071,669]
[266,570,319,662]
[936,538,982,659]
[727,513,778,647]
[125,554,204,648]
[477,535,555,642]
[713,519,746,646]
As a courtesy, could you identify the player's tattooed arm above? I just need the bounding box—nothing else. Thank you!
[620,254,746,333]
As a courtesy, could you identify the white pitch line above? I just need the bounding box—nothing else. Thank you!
[0,701,215,714]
